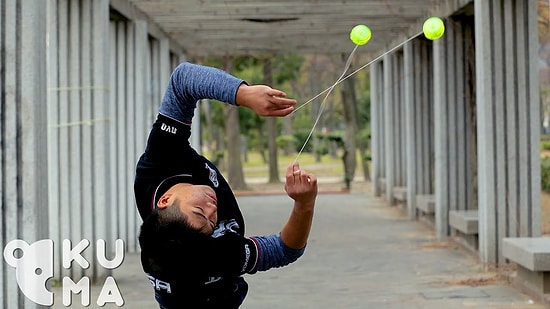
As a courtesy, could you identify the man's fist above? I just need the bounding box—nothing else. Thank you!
[236,84,297,117]
[284,162,318,205]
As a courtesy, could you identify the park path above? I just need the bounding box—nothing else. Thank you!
[52,190,547,308]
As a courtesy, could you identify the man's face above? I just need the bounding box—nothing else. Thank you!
[160,184,218,234]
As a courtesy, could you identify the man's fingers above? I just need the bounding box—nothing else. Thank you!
[268,107,294,117]
[304,173,317,185]
[286,162,300,177]
[274,98,297,107]
[269,94,297,106]
[266,88,287,98]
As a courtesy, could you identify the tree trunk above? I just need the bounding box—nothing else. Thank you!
[348,74,371,182]
[310,55,323,162]
[201,99,224,167]
[223,56,247,190]
[340,54,358,189]
[256,121,267,164]
[264,58,280,183]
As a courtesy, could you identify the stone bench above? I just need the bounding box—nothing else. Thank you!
[449,210,478,252]
[379,177,386,190]
[392,186,407,205]
[449,210,478,235]
[416,194,435,214]
[503,237,550,303]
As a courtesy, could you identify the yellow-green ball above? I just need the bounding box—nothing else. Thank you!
[423,17,445,40]
[350,25,371,45]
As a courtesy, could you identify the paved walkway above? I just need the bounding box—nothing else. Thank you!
[53,191,548,308]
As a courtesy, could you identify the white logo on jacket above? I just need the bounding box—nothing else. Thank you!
[205,219,243,285]
[205,163,219,187]
[211,220,240,238]
[160,123,177,134]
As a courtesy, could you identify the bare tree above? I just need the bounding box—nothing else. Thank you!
[223,56,247,190]
[264,57,280,183]
[340,56,358,190]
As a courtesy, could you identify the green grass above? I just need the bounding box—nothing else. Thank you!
[207,150,359,178]
[252,152,343,177]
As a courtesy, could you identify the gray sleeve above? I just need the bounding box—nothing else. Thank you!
[159,62,245,124]
[249,234,305,272]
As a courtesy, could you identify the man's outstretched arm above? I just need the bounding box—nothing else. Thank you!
[248,162,318,272]
[280,162,318,249]
[159,62,296,124]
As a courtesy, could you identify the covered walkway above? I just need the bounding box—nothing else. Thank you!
[1,0,546,307]
[53,192,547,308]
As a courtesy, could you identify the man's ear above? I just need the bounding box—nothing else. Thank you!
[157,193,172,209]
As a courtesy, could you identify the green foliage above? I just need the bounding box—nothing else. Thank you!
[198,55,373,165]
[238,106,263,131]
[322,132,344,144]
[293,130,314,153]
[362,152,372,162]
[212,150,225,166]
[359,128,371,142]
[542,140,550,151]
[542,157,550,192]
[273,55,304,84]
[276,135,297,149]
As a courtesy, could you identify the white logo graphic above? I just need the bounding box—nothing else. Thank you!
[147,274,172,293]
[205,163,219,187]
[161,123,177,134]
[211,220,240,238]
[3,239,125,307]
[3,239,54,306]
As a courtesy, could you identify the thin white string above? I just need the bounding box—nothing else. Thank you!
[293,44,359,163]
[291,31,423,163]
[292,31,423,114]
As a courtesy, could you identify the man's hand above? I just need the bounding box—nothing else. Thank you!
[236,84,297,117]
[280,162,317,250]
[284,162,318,206]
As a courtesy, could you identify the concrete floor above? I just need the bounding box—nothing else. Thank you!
[52,192,548,308]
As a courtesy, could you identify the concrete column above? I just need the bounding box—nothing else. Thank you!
[133,19,149,252]
[433,24,450,239]
[150,39,162,117]
[125,20,137,254]
[2,3,20,307]
[433,15,478,239]
[114,20,129,250]
[68,2,84,280]
[91,0,112,280]
[404,39,435,219]
[394,52,406,189]
[383,52,406,204]
[475,0,541,264]
[159,39,171,93]
[370,61,384,196]
[80,0,95,280]
[109,19,119,247]
[383,54,395,201]
[46,0,61,282]
[1,0,48,307]
[55,0,72,280]
[46,0,112,282]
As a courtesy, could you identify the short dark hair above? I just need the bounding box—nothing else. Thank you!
[138,205,211,276]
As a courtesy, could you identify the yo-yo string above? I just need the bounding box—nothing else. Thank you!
[293,44,359,163]
[292,31,423,114]
[291,31,423,164]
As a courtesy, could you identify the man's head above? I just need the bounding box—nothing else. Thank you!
[138,203,213,279]
[138,183,219,274]
[156,183,218,235]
